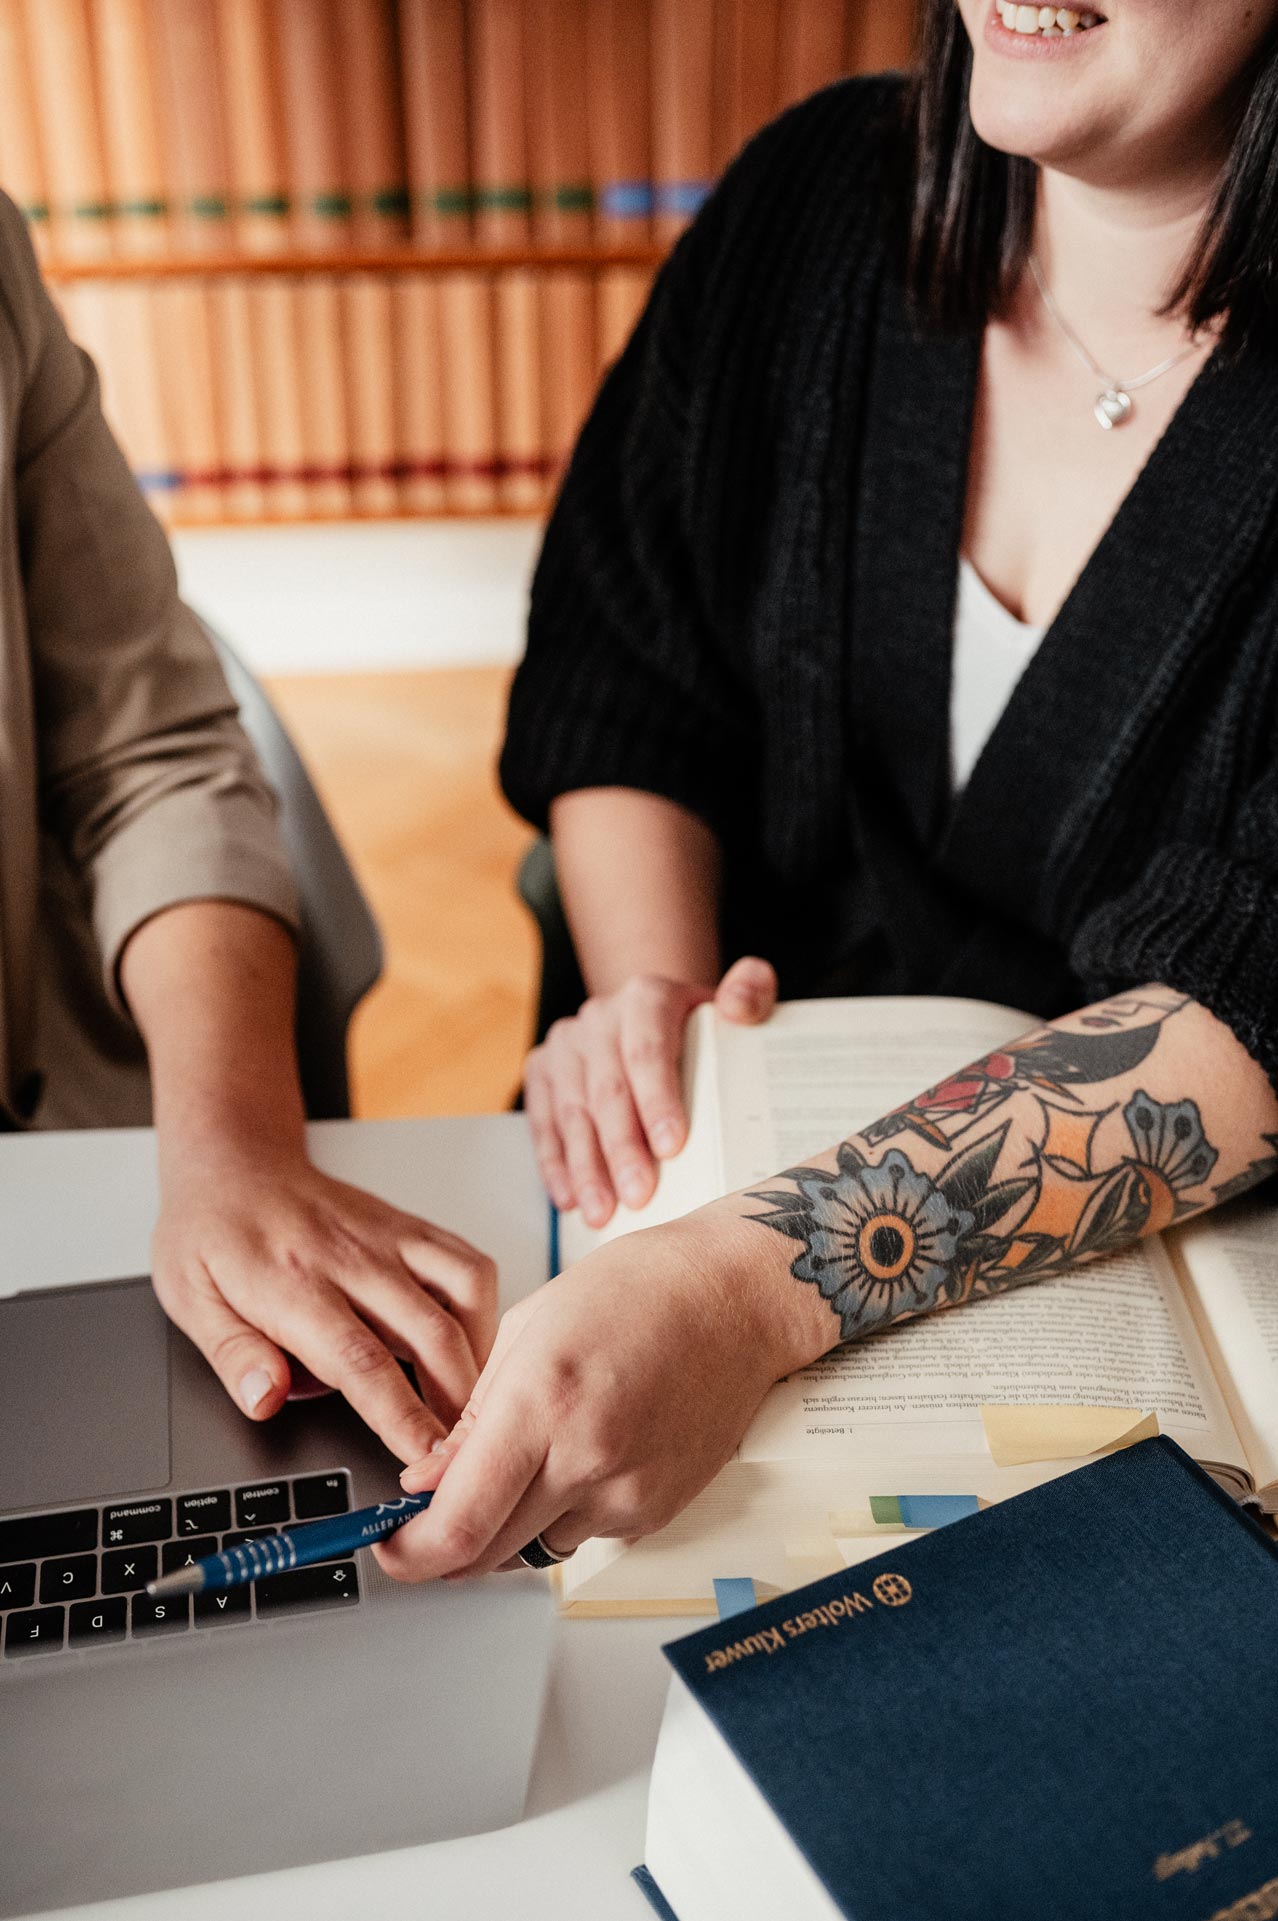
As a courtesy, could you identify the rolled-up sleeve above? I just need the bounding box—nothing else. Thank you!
[1,196,298,1007]
[1071,755,1278,1087]
[499,209,755,845]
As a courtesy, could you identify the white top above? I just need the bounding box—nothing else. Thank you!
[951,558,1047,791]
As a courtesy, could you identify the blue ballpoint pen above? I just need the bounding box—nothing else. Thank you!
[146,1493,437,1599]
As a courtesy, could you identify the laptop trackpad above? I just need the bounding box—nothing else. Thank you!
[0,1277,170,1509]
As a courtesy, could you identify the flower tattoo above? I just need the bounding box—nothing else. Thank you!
[746,994,1237,1346]
[748,1143,976,1339]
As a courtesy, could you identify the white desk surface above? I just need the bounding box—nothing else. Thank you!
[1,1117,673,1921]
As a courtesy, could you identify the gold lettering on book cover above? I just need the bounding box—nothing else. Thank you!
[1155,1820,1254,1881]
[871,1572,913,1607]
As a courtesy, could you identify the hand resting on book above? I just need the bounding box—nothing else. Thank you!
[377,985,1278,1582]
[524,955,778,1227]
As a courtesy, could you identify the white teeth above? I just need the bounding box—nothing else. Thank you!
[995,2,1100,33]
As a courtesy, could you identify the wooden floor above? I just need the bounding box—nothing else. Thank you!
[266,666,538,1118]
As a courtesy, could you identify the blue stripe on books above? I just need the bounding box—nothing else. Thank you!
[600,181,655,218]
[654,181,712,217]
[136,471,183,493]
[713,1577,757,1620]
[896,1494,981,1529]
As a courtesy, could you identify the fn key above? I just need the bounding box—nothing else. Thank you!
[255,1561,359,1617]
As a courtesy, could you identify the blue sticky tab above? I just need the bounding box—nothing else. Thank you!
[600,180,655,218]
[655,180,711,217]
[713,1577,757,1621]
[897,1494,981,1530]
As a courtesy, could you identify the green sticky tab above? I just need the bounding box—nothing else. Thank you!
[870,1495,903,1526]
[476,185,532,214]
[548,183,593,214]
[242,193,290,218]
[369,187,411,219]
[430,186,472,217]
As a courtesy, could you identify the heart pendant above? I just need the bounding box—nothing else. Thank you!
[1094,386,1133,430]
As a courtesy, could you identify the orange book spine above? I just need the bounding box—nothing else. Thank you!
[528,0,594,504]
[713,0,781,173]
[335,0,408,245]
[596,264,653,370]
[150,0,234,255]
[275,0,350,515]
[217,0,290,252]
[400,0,496,511]
[21,0,114,258]
[470,0,532,246]
[296,274,353,515]
[439,273,498,513]
[207,278,266,519]
[101,281,182,519]
[847,0,916,74]
[473,0,538,508]
[650,0,715,243]
[250,278,310,518]
[342,274,399,515]
[586,0,652,245]
[90,0,168,255]
[393,273,447,514]
[151,276,224,520]
[275,0,351,251]
[399,0,472,246]
[777,0,848,109]
[0,0,52,256]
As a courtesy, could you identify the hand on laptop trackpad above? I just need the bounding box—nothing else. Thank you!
[0,1277,170,1510]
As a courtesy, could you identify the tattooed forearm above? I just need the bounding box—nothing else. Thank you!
[744,987,1276,1347]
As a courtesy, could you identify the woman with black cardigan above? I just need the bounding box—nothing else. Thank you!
[379,1,1278,1583]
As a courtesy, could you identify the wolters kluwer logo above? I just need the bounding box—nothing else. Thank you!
[872,1572,913,1608]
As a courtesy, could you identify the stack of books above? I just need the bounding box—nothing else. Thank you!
[0,0,916,523]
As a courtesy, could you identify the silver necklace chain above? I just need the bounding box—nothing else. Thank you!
[1028,254,1205,429]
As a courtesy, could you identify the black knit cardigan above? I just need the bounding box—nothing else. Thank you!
[500,77,1278,1087]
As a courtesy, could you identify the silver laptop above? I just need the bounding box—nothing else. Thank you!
[0,1273,555,1917]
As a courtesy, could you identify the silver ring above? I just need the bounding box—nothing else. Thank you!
[517,1532,570,1569]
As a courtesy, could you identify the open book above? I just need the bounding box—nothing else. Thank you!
[556,997,1278,1615]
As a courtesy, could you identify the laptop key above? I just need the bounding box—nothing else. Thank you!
[101,1544,157,1594]
[255,1560,360,1617]
[161,1535,218,1575]
[39,1554,98,1604]
[103,1499,172,1547]
[0,1562,36,1609]
[221,1527,278,1550]
[293,1472,350,1519]
[4,1605,65,1657]
[0,1507,97,1562]
[176,1489,232,1534]
[194,1585,251,1627]
[131,1592,190,1636]
[234,1482,291,1528]
[68,1598,128,1648]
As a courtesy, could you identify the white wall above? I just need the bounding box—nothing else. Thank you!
[171,519,543,676]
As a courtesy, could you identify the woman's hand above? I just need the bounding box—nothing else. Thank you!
[524,956,778,1226]
[374,1210,832,1583]
[150,1146,498,1465]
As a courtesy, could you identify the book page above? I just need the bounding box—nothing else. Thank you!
[715,996,1032,1190]
[1172,1198,1278,1501]
[555,1001,724,1271]
[740,1237,1249,1485]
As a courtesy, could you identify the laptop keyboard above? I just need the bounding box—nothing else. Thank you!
[0,1470,359,1659]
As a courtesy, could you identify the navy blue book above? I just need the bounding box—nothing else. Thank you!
[635,1439,1278,1921]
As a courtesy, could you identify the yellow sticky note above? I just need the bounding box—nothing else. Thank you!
[980,1403,1160,1467]
[784,1540,848,1584]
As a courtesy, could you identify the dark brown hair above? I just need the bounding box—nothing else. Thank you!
[902,0,1278,359]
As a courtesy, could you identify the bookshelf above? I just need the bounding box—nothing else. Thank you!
[1,0,916,528]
